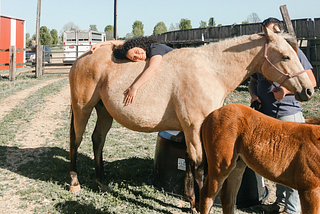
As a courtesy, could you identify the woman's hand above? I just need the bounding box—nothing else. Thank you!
[123,86,138,105]
[90,43,101,53]
[272,87,286,101]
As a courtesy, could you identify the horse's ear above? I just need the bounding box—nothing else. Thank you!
[262,25,277,42]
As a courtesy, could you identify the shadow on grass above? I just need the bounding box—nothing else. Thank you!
[0,146,188,213]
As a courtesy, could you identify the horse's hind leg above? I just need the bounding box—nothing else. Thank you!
[92,100,113,191]
[69,104,94,194]
[220,158,247,214]
[299,188,320,214]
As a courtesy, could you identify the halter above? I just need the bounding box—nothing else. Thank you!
[260,41,307,89]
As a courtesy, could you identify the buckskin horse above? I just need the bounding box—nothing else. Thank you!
[68,26,314,212]
[200,103,320,214]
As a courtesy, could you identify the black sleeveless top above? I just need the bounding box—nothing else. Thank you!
[148,43,173,58]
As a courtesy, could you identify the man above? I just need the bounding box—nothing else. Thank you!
[249,18,317,214]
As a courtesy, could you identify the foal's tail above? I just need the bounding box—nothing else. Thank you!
[199,122,208,175]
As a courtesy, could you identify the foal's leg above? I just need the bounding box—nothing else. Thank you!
[299,188,320,214]
[69,104,94,194]
[92,101,113,192]
[199,168,226,214]
[220,158,247,214]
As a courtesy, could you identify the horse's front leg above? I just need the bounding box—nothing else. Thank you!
[69,106,93,194]
[92,101,113,192]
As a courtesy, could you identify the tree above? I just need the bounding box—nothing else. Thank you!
[25,33,31,47]
[132,20,144,37]
[179,19,192,30]
[199,20,207,28]
[104,25,114,32]
[208,17,216,27]
[62,22,80,31]
[104,25,114,40]
[242,21,249,24]
[40,26,52,45]
[247,12,261,23]
[153,22,167,35]
[125,33,133,39]
[89,24,98,31]
[169,23,179,31]
[50,29,58,45]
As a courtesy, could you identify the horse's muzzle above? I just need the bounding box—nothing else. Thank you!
[295,87,314,102]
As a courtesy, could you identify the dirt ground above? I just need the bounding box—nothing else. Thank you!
[0,70,70,213]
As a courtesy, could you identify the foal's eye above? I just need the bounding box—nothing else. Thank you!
[282,55,290,60]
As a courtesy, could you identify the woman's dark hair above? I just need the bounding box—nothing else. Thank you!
[113,36,157,59]
[262,17,284,32]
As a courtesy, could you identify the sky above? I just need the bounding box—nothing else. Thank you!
[1,0,320,38]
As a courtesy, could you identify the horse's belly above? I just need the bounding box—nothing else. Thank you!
[101,93,181,132]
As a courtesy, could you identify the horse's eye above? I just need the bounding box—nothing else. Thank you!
[282,55,290,60]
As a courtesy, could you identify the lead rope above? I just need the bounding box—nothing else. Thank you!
[260,41,306,119]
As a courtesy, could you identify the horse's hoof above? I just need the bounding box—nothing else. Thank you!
[190,207,199,214]
[69,184,81,195]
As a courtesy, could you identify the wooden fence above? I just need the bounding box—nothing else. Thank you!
[155,18,320,45]
[155,18,320,84]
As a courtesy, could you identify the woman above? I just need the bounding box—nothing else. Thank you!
[90,36,173,105]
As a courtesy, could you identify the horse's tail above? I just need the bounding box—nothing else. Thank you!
[70,104,75,160]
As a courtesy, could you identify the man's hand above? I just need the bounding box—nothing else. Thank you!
[272,87,286,101]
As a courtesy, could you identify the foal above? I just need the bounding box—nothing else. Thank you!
[200,103,320,214]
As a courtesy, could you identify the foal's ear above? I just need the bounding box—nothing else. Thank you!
[262,25,277,42]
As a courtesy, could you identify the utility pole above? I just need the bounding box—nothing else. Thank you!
[35,0,42,77]
[113,0,117,40]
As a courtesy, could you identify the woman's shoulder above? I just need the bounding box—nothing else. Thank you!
[149,43,173,57]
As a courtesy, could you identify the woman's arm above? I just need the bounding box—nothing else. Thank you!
[90,40,124,53]
[123,55,163,105]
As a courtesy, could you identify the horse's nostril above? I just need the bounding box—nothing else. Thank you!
[307,88,312,97]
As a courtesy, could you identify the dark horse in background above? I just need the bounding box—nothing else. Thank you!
[68,26,314,213]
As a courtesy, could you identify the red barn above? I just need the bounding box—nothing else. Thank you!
[0,15,26,70]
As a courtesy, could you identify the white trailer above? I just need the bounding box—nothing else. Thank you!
[63,30,106,63]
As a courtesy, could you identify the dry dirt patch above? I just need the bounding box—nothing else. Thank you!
[1,75,70,213]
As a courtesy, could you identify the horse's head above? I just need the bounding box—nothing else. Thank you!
[260,26,314,101]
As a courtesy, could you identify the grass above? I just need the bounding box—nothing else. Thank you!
[0,74,319,213]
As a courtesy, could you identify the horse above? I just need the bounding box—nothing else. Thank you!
[200,103,320,214]
[68,26,314,213]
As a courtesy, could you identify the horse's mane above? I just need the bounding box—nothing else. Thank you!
[259,31,298,53]
[305,116,320,125]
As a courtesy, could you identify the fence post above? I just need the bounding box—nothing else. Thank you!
[36,45,43,77]
[9,45,16,81]
[76,45,79,59]
[280,5,296,38]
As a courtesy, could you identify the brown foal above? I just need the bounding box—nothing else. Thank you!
[200,103,320,214]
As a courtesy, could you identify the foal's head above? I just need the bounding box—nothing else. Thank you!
[260,26,314,102]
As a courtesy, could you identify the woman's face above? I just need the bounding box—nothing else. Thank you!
[126,47,147,62]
